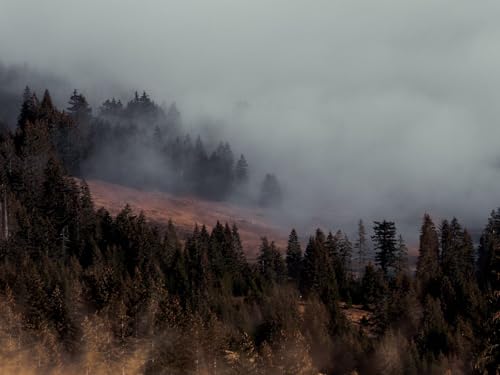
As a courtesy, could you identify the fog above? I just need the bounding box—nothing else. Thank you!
[2,0,500,241]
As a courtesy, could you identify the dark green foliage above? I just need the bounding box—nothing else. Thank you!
[300,230,341,329]
[478,209,500,291]
[67,89,91,123]
[354,219,369,271]
[416,214,441,297]
[0,86,493,373]
[418,297,451,357]
[360,263,385,309]
[372,220,398,276]
[286,228,302,283]
[395,234,408,274]
[476,210,500,374]
[257,237,286,285]
[18,86,39,128]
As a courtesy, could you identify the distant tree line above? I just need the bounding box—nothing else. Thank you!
[0,87,496,374]
[14,87,284,205]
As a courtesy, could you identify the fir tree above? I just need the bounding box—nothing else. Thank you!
[476,229,500,372]
[235,154,249,185]
[286,229,302,283]
[354,219,369,272]
[258,237,286,284]
[372,220,398,276]
[259,173,283,208]
[67,90,91,122]
[478,209,500,290]
[18,86,39,128]
[300,230,339,306]
[416,214,441,297]
[395,234,408,274]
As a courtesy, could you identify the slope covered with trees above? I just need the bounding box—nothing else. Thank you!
[10,87,284,205]
[0,87,497,374]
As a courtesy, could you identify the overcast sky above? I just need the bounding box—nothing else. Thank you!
[1,0,500,240]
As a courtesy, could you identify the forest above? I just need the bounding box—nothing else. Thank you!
[0,87,497,374]
[8,87,283,206]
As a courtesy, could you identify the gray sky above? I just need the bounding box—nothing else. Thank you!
[2,0,500,240]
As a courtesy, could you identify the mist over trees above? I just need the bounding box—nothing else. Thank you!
[12,86,284,206]
[0,85,496,374]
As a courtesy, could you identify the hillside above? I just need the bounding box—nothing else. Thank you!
[87,179,288,257]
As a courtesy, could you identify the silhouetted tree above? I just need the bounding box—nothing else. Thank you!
[67,90,91,123]
[286,229,302,283]
[372,220,398,276]
[259,173,282,208]
[258,237,286,284]
[235,154,248,186]
[354,219,369,272]
[395,234,408,274]
[416,214,441,297]
[18,86,39,128]
[301,230,339,307]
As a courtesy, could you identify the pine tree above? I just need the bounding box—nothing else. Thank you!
[354,219,369,272]
[286,229,302,283]
[38,89,57,126]
[439,218,481,327]
[418,297,451,357]
[259,173,283,208]
[361,262,385,309]
[258,237,286,284]
[372,220,398,276]
[441,218,463,280]
[235,154,249,185]
[478,209,500,290]
[395,234,408,274]
[18,86,39,128]
[67,90,91,123]
[416,214,441,297]
[338,231,353,277]
[41,157,73,235]
[300,230,339,307]
[166,102,181,129]
[77,180,97,266]
[476,230,500,373]
[99,97,123,117]
[230,223,250,296]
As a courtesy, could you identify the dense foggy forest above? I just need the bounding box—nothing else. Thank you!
[0,87,497,374]
[5,85,283,206]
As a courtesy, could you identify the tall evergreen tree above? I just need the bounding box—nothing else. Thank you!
[67,90,91,123]
[257,237,286,284]
[286,229,302,283]
[338,231,353,277]
[234,154,249,186]
[478,209,500,290]
[441,219,461,278]
[416,214,441,297]
[18,86,39,128]
[372,220,398,276]
[476,227,500,372]
[301,230,339,305]
[394,234,408,274]
[259,173,283,208]
[38,89,59,126]
[354,219,369,272]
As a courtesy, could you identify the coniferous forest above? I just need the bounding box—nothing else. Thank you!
[0,87,497,374]
[11,87,282,206]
